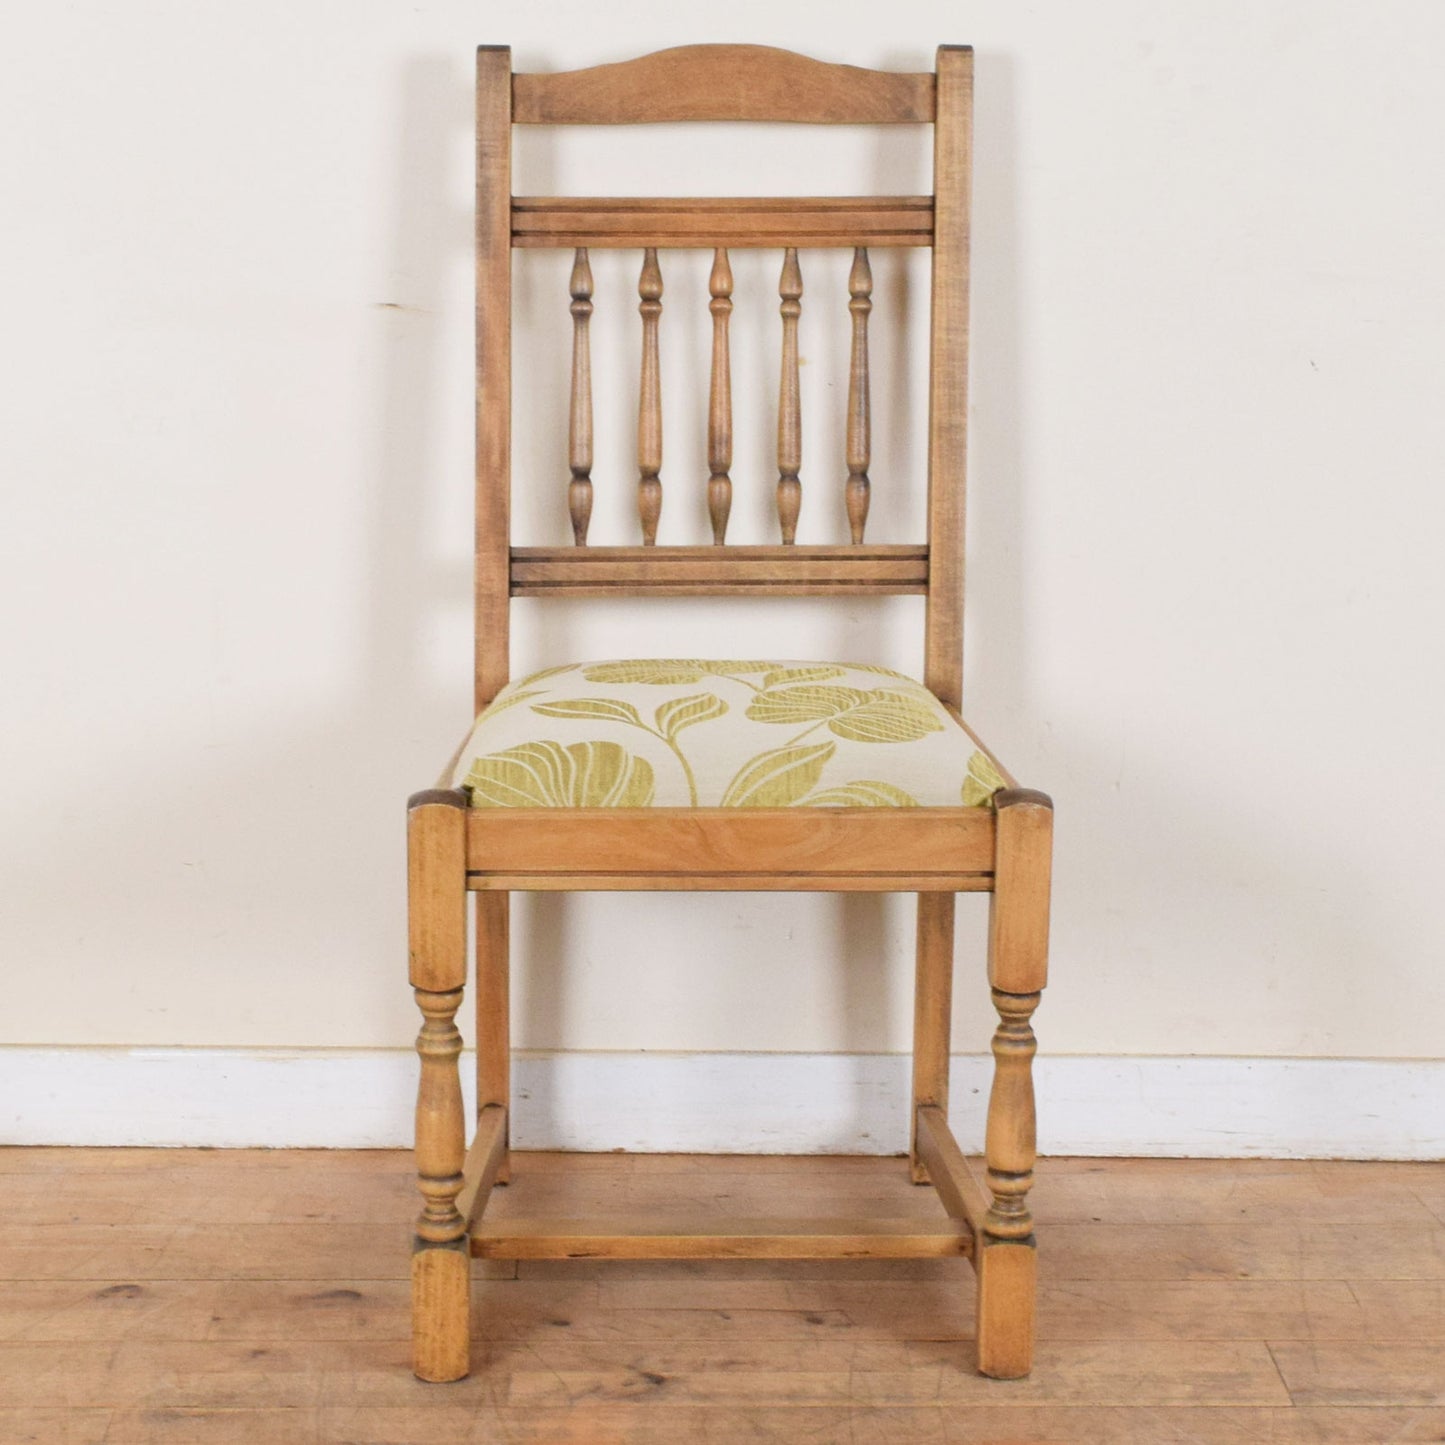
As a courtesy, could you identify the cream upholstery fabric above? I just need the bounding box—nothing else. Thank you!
[451,660,1006,809]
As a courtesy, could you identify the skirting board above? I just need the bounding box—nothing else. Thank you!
[1,1048,1441,1158]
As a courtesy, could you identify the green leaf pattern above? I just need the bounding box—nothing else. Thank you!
[808,780,920,807]
[453,660,1009,809]
[533,698,645,728]
[720,742,836,808]
[760,665,846,688]
[745,684,943,743]
[962,748,1008,808]
[581,659,774,686]
[464,740,654,808]
[655,692,728,739]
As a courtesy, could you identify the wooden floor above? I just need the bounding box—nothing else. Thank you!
[1,1150,1443,1443]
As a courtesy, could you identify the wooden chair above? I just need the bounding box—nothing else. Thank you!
[407,43,1053,1385]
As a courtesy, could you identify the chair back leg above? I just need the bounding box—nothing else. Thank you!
[475,892,512,1185]
[910,893,955,1182]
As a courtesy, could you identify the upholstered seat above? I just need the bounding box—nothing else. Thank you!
[450,660,1007,809]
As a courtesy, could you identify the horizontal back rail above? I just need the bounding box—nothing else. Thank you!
[512,197,934,249]
[510,544,928,597]
[513,45,935,126]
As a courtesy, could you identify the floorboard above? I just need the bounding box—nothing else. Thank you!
[1,1148,1442,1442]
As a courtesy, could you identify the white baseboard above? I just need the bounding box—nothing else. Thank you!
[1,1048,1440,1158]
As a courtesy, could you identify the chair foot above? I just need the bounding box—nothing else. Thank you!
[411,1239,471,1382]
[975,1236,1036,1378]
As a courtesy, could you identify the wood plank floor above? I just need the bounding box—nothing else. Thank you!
[1,1149,1443,1442]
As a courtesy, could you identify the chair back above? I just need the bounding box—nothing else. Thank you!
[475,44,973,713]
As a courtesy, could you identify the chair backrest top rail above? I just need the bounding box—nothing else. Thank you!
[512,197,934,249]
[509,45,938,126]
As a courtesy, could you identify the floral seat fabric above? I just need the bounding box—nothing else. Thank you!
[451,660,1006,809]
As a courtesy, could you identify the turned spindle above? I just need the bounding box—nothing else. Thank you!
[707,248,734,544]
[976,982,1042,1380]
[567,248,594,545]
[983,987,1040,1242]
[411,982,469,1382]
[845,246,873,543]
[414,986,467,1245]
[776,247,803,544]
[637,247,664,545]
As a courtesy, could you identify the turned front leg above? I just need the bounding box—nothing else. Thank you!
[977,789,1052,1380]
[407,789,470,1382]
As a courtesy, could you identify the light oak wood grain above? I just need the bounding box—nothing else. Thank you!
[405,792,467,994]
[512,195,934,248]
[974,786,1052,1374]
[846,245,874,542]
[473,891,509,1184]
[915,1104,990,1239]
[507,582,930,599]
[469,871,995,893]
[509,543,929,596]
[775,247,804,543]
[636,247,664,544]
[465,806,996,882]
[988,788,1054,993]
[473,1215,971,1261]
[511,45,936,126]
[565,247,593,545]
[456,1104,507,1229]
[510,554,928,585]
[406,789,471,1379]
[923,45,972,711]
[706,248,734,543]
[410,1243,468,1382]
[910,896,955,1182]
[473,47,511,713]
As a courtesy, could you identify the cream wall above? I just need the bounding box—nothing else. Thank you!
[3,3,1444,1084]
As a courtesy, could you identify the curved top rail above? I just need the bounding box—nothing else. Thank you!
[511,44,937,125]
